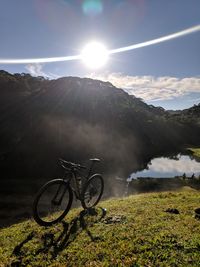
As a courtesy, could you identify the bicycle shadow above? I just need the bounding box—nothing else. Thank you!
[11,207,106,266]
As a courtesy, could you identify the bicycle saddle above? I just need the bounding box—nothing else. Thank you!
[89,158,100,162]
[59,158,86,169]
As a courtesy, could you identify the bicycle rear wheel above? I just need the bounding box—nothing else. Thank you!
[33,179,73,226]
[81,174,104,209]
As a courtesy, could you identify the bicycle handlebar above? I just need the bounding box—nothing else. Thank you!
[59,158,86,170]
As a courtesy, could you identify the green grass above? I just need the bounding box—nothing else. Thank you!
[188,148,200,159]
[1,187,200,266]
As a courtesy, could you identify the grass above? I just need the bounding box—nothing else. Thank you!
[188,148,200,159]
[0,187,200,266]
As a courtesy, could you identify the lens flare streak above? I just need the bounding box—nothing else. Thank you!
[0,25,199,65]
[0,55,81,64]
[110,25,200,54]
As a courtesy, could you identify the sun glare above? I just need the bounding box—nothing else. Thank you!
[81,41,108,69]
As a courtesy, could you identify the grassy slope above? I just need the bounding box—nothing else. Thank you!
[189,148,200,159]
[0,187,200,267]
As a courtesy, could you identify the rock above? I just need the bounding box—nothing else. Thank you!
[103,215,126,224]
[195,208,200,219]
[165,208,180,214]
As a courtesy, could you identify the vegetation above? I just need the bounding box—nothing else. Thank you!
[188,148,200,159]
[0,187,200,266]
[1,70,200,181]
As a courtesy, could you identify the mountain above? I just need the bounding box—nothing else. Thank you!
[168,104,200,123]
[0,70,200,179]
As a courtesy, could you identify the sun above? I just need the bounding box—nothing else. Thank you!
[81,41,108,69]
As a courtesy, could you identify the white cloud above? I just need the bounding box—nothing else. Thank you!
[150,156,200,173]
[87,73,200,101]
[25,64,60,79]
[25,63,46,77]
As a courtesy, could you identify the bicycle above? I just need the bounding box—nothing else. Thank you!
[33,158,104,226]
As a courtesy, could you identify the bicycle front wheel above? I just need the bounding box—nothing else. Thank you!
[33,179,73,226]
[81,174,104,209]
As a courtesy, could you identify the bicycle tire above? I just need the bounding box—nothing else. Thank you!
[33,179,73,226]
[81,174,104,209]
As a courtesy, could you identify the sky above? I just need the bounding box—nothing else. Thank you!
[0,0,200,110]
[128,155,200,179]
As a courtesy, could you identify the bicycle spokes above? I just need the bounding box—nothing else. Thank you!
[83,176,103,208]
[51,184,67,206]
[36,182,71,223]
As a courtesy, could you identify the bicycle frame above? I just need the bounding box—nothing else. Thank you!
[63,169,85,200]
[60,159,100,201]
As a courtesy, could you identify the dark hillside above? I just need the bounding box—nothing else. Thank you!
[0,71,200,179]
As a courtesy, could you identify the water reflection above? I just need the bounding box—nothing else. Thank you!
[128,154,200,180]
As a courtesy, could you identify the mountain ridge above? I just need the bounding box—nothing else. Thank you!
[0,70,200,179]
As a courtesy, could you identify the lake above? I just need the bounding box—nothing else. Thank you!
[128,154,200,181]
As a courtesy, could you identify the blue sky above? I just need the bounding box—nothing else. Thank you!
[0,0,200,110]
